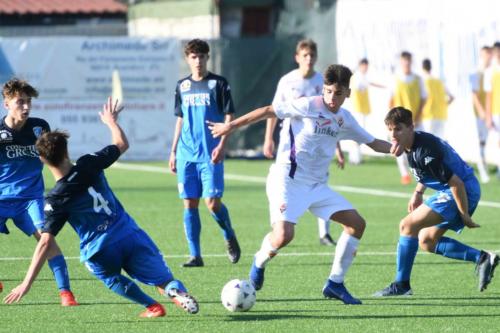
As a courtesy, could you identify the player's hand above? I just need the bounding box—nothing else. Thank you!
[462,214,480,228]
[207,121,233,138]
[336,152,345,170]
[168,152,177,174]
[211,145,225,164]
[408,192,423,212]
[390,140,404,157]
[100,97,124,125]
[4,283,30,304]
[263,139,275,159]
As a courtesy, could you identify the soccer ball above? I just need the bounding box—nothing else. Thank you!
[221,279,256,312]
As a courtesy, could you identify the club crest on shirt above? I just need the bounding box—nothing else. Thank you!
[208,80,217,89]
[0,129,13,142]
[33,126,43,138]
[337,117,344,127]
[180,80,191,92]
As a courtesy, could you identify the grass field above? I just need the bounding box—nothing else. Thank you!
[1,157,500,333]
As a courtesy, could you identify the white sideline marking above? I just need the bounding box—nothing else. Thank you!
[112,162,500,208]
[4,250,500,261]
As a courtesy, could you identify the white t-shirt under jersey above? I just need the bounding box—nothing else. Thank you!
[272,70,323,105]
[272,96,375,185]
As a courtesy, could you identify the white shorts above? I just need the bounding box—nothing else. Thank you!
[266,164,353,224]
[421,119,446,139]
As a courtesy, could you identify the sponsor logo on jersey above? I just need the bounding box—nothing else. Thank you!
[315,119,332,127]
[44,203,53,212]
[0,129,13,142]
[208,79,217,89]
[180,79,191,92]
[5,144,38,158]
[424,156,434,165]
[182,93,210,106]
[33,126,43,138]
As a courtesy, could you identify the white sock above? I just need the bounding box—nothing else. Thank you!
[396,154,409,177]
[329,232,360,283]
[318,218,330,238]
[254,234,278,268]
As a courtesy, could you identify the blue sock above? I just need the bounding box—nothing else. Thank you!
[435,236,482,263]
[395,236,419,282]
[166,279,187,293]
[48,255,70,291]
[210,204,235,240]
[184,208,201,257]
[106,275,156,307]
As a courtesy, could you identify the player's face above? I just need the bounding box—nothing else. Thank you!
[4,92,31,122]
[387,122,414,150]
[480,49,492,67]
[186,53,209,76]
[359,63,368,74]
[400,57,412,74]
[322,83,350,113]
[295,49,317,73]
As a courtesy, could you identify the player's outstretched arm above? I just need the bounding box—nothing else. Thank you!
[4,233,55,304]
[366,139,401,155]
[99,97,129,154]
[207,105,276,138]
[263,118,278,159]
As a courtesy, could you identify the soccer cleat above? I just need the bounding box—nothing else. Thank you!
[182,256,204,267]
[167,288,199,314]
[400,175,412,185]
[373,281,413,297]
[319,234,336,246]
[249,259,265,291]
[476,251,499,292]
[322,280,362,305]
[60,290,79,306]
[226,236,241,263]
[140,303,166,318]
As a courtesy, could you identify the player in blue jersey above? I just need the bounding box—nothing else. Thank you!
[169,39,240,267]
[374,107,498,296]
[4,98,199,318]
[0,78,77,306]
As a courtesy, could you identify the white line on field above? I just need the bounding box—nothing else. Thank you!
[112,162,500,208]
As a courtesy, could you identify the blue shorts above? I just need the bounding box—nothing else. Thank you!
[427,178,481,233]
[84,229,173,286]
[0,198,44,236]
[176,160,224,199]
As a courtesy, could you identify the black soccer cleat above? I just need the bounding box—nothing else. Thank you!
[476,251,499,292]
[319,234,336,246]
[182,256,204,268]
[373,281,413,297]
[226,236,241,264]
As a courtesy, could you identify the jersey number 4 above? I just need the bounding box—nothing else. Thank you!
[88,186,112,215]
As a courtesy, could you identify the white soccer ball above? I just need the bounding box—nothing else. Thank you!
[221,279,256,312]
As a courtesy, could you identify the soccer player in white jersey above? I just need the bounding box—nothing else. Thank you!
[263,38,343,246]
[209,64,394,304]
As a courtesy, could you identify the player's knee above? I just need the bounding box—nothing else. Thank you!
[272,225,294,247]
[205,198,221,212]
[399,218,415,235]
[419,237,437,253]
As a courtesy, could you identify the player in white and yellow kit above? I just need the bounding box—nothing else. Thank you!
[390,51,427,185]
[209,65,394,304]
[484,42,500,179]
[420,58,454,139]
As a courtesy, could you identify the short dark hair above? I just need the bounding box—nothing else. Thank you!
[385,107,413,127]
[494,41,500,50]
[481,45,492,52]
[422,58,431,72]
[359,58,369,65]
[184,39,210,56]
[296,38,317,54]
[2,78,39,100]
[400,51,412,60]
[36,131,70,167]
[323,64,352,88]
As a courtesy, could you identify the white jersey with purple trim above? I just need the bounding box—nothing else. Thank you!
[272,70,323,105]
[272,96,375,185]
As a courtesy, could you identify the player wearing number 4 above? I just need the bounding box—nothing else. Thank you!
[374,107,498,297]
[0,78,77,306]
[209,64,394,304]
[4,98,199,318]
